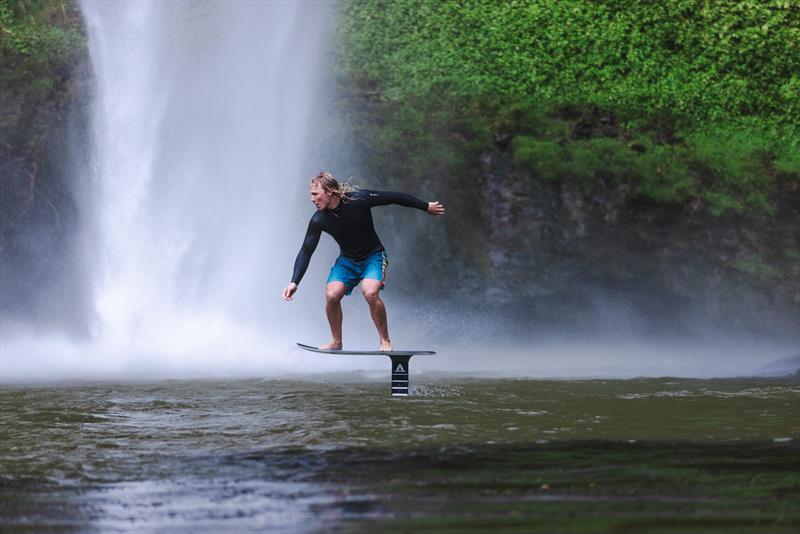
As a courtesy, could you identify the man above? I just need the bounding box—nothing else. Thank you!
[282,171,445,351]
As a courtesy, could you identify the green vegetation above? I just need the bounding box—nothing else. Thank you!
[734,253,780,281]
[338,0,800,216]
[513,127,783,215]
[514,136,695,202]
[341,0,799,132]
[0,0,84,99]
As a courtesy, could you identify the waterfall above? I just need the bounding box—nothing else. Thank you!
[1,1,334,379]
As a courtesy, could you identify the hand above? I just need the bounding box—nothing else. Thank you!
[427,201,445,216]
[282,282,298,301]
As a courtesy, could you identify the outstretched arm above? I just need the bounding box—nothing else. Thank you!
[282,218,321,301]
[362,190,446,216]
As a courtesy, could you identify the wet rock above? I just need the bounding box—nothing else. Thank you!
[474,139,799,339]
[571,106,619,140]
[493,131,513,151]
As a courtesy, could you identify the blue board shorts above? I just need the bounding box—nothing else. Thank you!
[327,251,388,296]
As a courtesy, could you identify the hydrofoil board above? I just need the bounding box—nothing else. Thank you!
[296,343,435,356]
[296,343,436,397]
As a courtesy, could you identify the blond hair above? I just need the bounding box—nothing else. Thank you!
[311,171,358,202]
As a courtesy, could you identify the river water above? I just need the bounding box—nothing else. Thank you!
[2,375,798,532]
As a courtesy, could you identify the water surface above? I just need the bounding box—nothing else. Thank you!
[2,376,798,532]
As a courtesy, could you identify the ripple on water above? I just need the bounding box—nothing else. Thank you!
[1,377,798,530]
[408,384,462,397]
[20,411,110,424]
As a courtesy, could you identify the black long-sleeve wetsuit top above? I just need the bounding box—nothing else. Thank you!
[290,190,428,285]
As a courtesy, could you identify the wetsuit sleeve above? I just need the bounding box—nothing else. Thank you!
[359,190,428,211]
[290,217,322,285]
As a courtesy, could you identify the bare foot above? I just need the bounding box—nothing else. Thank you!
[380,339,393,352]
[320,340,342,350]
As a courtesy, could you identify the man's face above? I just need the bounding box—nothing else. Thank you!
[309,183,334,210]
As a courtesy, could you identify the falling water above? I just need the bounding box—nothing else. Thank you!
[1,1,334,379]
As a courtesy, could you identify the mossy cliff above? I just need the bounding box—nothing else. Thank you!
[0,0,89,329]
[333,0,799,338]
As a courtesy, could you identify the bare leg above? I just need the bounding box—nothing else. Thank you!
[322,282,346,350]
[361,279,391,351]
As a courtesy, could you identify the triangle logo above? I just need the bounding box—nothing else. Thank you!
[394,363,406,373]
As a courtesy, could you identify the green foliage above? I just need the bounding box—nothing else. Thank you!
[513,137,561,182]
[338,0,799,216]
[775,136,800,176]
[514,127,791,214]
[0,0,84,96]
[340,0,800,136]
[685,126,777,215]
[514,136,697,203]
[733,254,779,282]
[634,142,695,205]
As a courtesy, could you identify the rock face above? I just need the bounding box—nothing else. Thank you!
[476,135,799,340]
[331,94,797,342]
[0,49,92,334]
